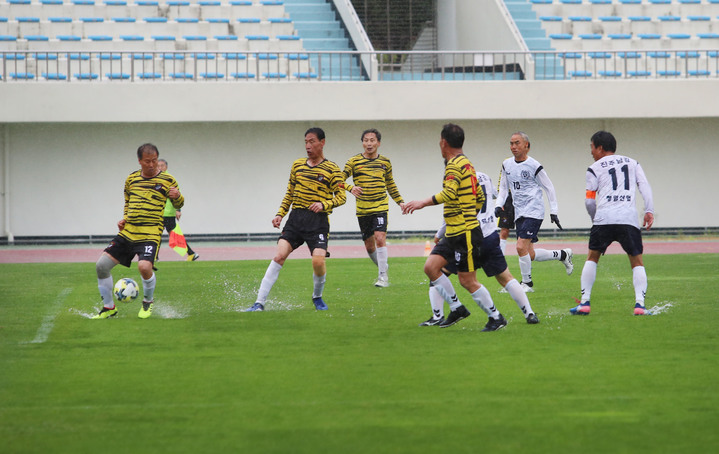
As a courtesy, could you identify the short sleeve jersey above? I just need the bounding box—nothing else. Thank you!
[120,170,184,243]
[586,154,651,229]
[432,154,483,238]
[500,156,547,220]
[342,154,404,216]
[475,171,498,238]
[277,158,347,217]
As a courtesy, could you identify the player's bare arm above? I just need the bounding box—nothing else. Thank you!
[168,186,180,200]
[117,219,126,231]
[402,197,433,214]
[308,202,324,213]
[643,212,654,231]
[351,186,363,197]
[272,215,283,229]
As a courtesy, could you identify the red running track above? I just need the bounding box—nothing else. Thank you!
[1,241,718,264]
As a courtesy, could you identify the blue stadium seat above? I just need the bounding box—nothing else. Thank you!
[58,35,82,41]
[3,53,24,59]
[286,53,309,60]
[107,72,131,80]
[569,16,592,22]
[80,17,104,23]
[88,35,113,41]
[208,18,230,23]
[32,53,58,60]
[667,33,691,39]
[618,51,641,58]
[599,17,622,22]
[628,70,651,77]
[230,0,252,5]
[688,70,710,76]
[277,35,300,41]
[73,0,95,4]
[257,53,278,60]
[176,18,199,23]
[239,18,261,23]
[698,33,719,39]
[246,35,270,40]
[0,36,18,41]
[199,0,221,5]
[530,0,552,3]
[659,16,681,22]
[231,72,255,79]
[169,73,194,79]
[648,51,671,58]
[609,34,632,39]
[263,72,287,78]
[657,70,680,76]
[620,0,641,4]
[215,35,239,40]
[261,0,283,5]
[74,73,99,79]
[539,16,562,22]
[49,17,72,23]
[136,1,159,5]
[145,17,168,23]
[268,18,292,23]
[589,52,612,58]
[638,34,661,39]
[192,53,215,59]
[132,53,152,59]
[68,53,90,60]
[569,70,592,77]
[153,35,176,41]
[550,34,573,40]
[184,35,208,41]
[8,0,31,4]
[591,0,612,4]
[223,53,247,59]
[167,0,190,4]
[138,72,162,79]
[579,34,602,40]
[200,72,225,79]
[17,17,40,23]
[688,16,710,21]
[628,16,651,22]
[41,0,62,4]
[162,53,184,59]
[599,70,622,77]
[649,0,671,4]
[559,52,582,58]
[105,0,128,5]
[678,51,700,58]
[42,72,67,80]
[100,53,121,60]
[26,35,50,41]
[120,35,144,41]
[11,72,35,79]
[293,72,318,79]
[113,18,136,22]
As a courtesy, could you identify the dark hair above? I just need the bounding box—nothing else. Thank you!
[305,127,325,141]
[361,128,381,142]
[441,123,464,148]
[137,143,159,159]
[591,131,617,152]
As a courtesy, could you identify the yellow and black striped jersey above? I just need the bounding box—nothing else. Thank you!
[276,158,347,217]
[432,154,484,237]
[119,170,184,243]
[342,154,404,216]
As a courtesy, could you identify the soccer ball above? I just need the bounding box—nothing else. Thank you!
[114,278,139,303]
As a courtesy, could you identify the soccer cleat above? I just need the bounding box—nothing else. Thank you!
[561,248,574,275]
[91,306,118,319]
[312,297,328,311]
[526,313,540,324]
[481,314,508,332]
[419,316,445,327]
[187,253,200,262]
[138,301,153,319]
[633,303,652,316]
[439,305,470,328]
[244,303,265,312]
[498,287,508,293]
[570,300,591,315]
[374,275,389,288]
[520,281,534,293]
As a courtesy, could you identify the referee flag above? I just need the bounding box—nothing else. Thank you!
[168,224,188,257]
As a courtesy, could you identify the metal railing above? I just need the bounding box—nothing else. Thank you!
[2,49,718,82]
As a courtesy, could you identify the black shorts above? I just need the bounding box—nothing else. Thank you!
[104,235,159,267]
[515,217,542,243]
[433,231,508,277]
[589,224,644,256]
[357,212,388,241]
[280,208,330,253]
[497,194,515,230]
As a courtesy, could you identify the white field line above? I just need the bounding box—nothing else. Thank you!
[24,288,72,344]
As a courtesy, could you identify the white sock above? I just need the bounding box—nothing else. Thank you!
[367,249,378,266]
[534,249,561,261]
[313,273,326,299]
[429,287,444,319]
[98,276,114,308]
[499,238,507,255]
[518,254,532,283]
[633,266,647,306]
[505,279,534,317]
[430,274,461,310]
[470,285,500,319]
[376,246,388,276]
[142,273,156,302]
[580,261,597,303]
[256,260,282,304]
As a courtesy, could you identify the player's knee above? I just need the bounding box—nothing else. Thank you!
[96,254,115,279]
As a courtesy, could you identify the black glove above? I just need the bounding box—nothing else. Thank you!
[550,214,563,230]
[494,206,503,218]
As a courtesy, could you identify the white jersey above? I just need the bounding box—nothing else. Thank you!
[496,156,558,221]
[586,154,653,228]
[436,171,498,239]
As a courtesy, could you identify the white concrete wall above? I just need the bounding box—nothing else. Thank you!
[0,79,717,239]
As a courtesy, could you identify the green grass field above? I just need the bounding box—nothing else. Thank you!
[1,253,717,453]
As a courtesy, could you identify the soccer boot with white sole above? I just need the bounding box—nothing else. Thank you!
[419,316,445,327]
[561,248,574,275]
[92,306,118,319]
[526,313,540,324]
[439,305,470,328]
[374,275,389,288]
[520,281,535,293]
[138,301,153,319]
[481,314,508,332]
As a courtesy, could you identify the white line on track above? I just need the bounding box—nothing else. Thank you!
[23,288,72,344]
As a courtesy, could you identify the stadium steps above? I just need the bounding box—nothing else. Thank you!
[504,0,565,79]
[281,0,364,80]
